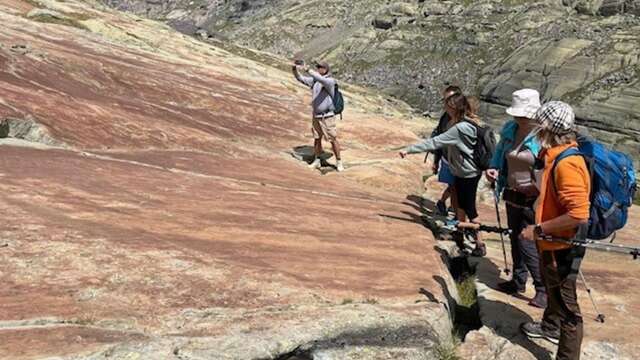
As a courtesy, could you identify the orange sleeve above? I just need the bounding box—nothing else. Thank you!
[553,156,591,220]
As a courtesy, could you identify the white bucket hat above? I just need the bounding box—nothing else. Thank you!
[506,89,541,119]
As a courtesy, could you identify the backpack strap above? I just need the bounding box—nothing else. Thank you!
[551,148,582,177]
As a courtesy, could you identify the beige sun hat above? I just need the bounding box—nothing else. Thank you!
[506,89,541,119]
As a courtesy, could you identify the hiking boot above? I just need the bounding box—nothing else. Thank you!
[520,321,560,345]
[308,158,321,169]
[470,243,486,257]
[436,200,447,215]
[497,280,525,295]
[528,291,548,309]
[336,160,345,172]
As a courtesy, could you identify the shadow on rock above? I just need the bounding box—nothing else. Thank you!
[378,211,425,225]
[290,145,333,163]
[473,256,553,360]
[273,323,442,360]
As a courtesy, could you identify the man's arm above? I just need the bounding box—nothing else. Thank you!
[292,66,314,88]
[308,70,336,94]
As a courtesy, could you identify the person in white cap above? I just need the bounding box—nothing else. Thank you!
[519,101,590,360]
[485,89,546,308]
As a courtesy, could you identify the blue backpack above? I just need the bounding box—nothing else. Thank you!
[553,135,637,240]
[331,83,344,116]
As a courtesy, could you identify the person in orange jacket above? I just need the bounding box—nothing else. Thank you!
[519,101,591,360]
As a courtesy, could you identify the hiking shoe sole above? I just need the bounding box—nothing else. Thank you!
[521,328,560,345]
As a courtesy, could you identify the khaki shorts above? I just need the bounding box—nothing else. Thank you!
[312,116,337,142]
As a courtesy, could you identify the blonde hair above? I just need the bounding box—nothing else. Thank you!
[537,126,576,149]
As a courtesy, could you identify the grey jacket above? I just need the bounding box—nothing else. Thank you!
[293,67,336,117]
[405,120,480,178]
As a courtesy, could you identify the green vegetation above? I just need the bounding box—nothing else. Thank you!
[456,275,477,308]
[434,334,462,360]
[634,193,640,206]
[29,12,90,30]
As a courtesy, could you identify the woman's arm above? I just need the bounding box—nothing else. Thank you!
[402,124,463,156]
[400,125,464,158]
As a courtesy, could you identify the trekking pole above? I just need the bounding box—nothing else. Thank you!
[578,269,606,323]
[454,221,511,235]
[542,237,640,260]
[491,185,510,275]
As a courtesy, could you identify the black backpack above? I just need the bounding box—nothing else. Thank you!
[464,119,496,171]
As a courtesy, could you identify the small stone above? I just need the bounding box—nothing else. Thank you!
[372,17,395,30]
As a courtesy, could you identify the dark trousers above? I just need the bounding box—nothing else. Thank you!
[541,248,585,360]
[506,204,545,293]
[454,175,481,220]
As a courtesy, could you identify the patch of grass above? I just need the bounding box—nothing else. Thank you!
[456,275,477,308]
[341,298,354,305]
[363,297,378,304]
[634,192,640,206]
[29,13,89,30]
[434,334,462,360]
[68,314,97,326]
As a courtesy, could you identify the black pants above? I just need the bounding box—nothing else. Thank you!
[454,175,481,220]
[506,203,545,293]
[541,248,585,360]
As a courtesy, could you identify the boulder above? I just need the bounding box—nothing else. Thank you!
[421,1,450,16]
[372,16,396,30]
[464,2,495,17]
[565,0,640,15]
[379,39,407,50]
[388,2,418,17]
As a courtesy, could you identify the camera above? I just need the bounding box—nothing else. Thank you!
[294,59,305,66]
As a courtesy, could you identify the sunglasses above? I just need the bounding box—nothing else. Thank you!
[441,91,462,102]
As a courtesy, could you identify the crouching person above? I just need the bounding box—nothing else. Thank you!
[520,101,590,360]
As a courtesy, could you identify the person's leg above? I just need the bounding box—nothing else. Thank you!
[555,248,584,360]
[440,186,451,203]
[521,250,561,344]
[464,175,483,248]
[320,117,342,169]
[540,251,562,335]
[450,184,458,213]
[506,204,528,291]
[330,139,341,161]
[520,206,547,299]
[312,118,323,157]
[455,176,484,255]
[309,118,323,168]
[452,178,467,250]
[453,178,467,222]
[437,161,454,215]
